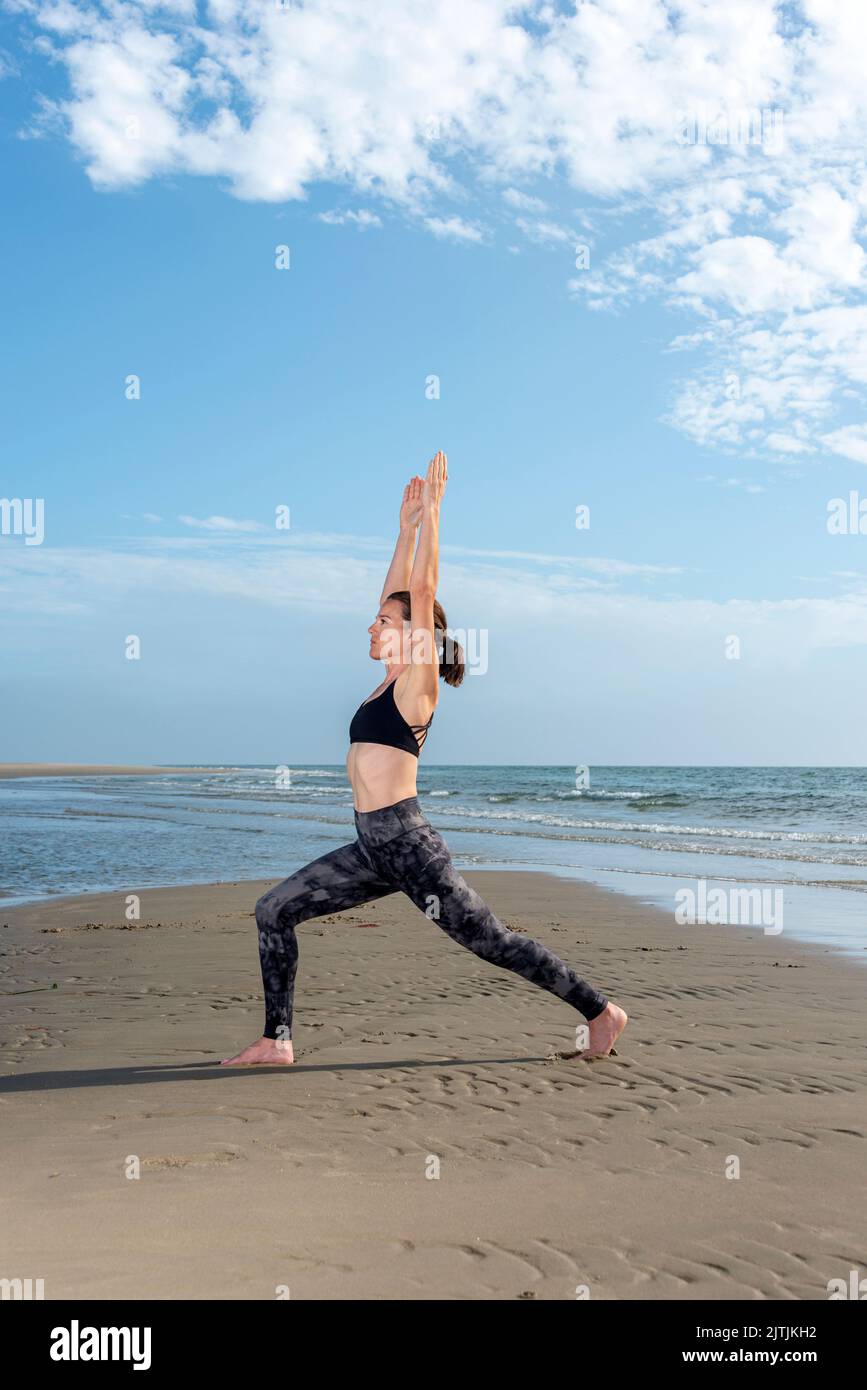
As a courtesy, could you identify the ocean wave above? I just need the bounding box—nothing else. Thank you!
[434,818,867,868]
[441,804,867,845]
[558,795,686,806]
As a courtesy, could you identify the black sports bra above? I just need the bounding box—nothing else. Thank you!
[349,679,434,758]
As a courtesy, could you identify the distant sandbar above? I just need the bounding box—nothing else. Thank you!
[0,764,229,779]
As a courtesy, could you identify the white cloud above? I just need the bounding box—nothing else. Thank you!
[821,425,867,465]
[441,543,684,579]
[765,433,813,455]
[3,530,867,671]
[11,0,867,461]
[502,188,546,211]
[698,475,767,493]
[671,186,865,317]
[664,302,867,456]
[10,1,796,207]
[514,216,574,245]
[568,557,682,578]
[179,514,266,532]
[423,215,485,243]
[318,208,382,228]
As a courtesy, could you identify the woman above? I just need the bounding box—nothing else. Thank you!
[222,451,626,1066]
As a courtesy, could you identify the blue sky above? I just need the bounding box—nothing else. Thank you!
[2,0,867,765]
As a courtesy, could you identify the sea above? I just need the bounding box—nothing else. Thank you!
[2,765,867,960]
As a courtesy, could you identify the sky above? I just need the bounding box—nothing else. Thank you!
[2,0,867,766]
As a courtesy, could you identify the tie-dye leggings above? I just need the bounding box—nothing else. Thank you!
[254,794,609,1040]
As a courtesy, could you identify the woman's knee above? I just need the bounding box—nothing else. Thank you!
[256,880,313,933]
[255,890,284,932]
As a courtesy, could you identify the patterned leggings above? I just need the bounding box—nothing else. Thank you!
[254,794,609,1040]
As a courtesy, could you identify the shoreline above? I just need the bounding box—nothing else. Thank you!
[0,764,230,779]
[5,767,866,964]
[2,868,865,1299]
[0,860,860,961]
[4,861,867,973]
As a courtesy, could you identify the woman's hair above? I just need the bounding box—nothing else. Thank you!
[386,591,465,688]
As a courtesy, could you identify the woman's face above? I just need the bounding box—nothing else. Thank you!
[368,600,407,663]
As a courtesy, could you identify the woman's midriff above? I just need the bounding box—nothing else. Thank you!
[346,742,420,813]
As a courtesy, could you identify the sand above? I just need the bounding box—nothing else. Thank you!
[0,765,228,778]
[1,870,865,1301]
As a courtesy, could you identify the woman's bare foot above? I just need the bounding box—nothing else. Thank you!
[220,1036,295,1066]
[578,1002,627,1059]
[550,1002,628,1062]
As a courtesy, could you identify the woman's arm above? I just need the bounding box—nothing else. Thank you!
[379,477,424,606]
[406,451,448,701]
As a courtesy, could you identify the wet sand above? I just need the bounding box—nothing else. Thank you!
[1,870,864,1300]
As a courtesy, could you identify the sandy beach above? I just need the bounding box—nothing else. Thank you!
[1,869,864,1301]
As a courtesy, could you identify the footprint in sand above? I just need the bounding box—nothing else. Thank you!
[140,1151,240,1170]
[547,1048,620,1063]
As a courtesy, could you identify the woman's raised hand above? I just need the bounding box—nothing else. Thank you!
[422,450,448,511]
[400,475,425,529]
